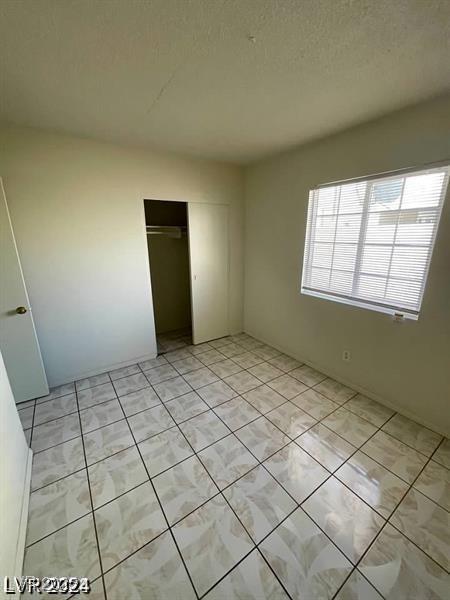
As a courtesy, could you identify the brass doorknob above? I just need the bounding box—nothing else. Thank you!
[16,306,27,314]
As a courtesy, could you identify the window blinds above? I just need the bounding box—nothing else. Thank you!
[301,165,449,319]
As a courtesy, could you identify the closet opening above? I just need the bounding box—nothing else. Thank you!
[144,199,192,352]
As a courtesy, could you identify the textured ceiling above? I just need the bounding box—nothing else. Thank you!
[1,0,449,163]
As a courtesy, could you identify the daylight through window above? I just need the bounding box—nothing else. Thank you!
[301,165,449,319]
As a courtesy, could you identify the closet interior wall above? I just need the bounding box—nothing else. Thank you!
[144,200,191,336]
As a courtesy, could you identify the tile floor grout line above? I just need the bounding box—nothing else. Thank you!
[301,378,442,457]
[331,566,386,600]
[73,386,109,600]
[170,334,446,467]
[407,485,450,515]
[24,507,93,549]
[97,527,172,579]
[31,464,87,495]
[90,477,158,516]
[30,433,82,456]
[79,415,127,437]
[254,547,297,600]
[290,413,400,572]
[28,399,37,447]
[17,400,36,412]
[33,406,85,428]
[330,431,447,599]
[27,376,443,555]
[150,387,297,600]
[31,370,440,506]
[198,497,354,600]
[357,444,427,487]
[174,371,345,534]
[26,462,324,593]
[299,411,406,501]
[387,508,450,570]
[199,378,347,491]
[33,389,75,405]
[109,372,201,600]
[384,443,449,569]
[204,377,351,471]
[368,425,441,460]
[138,359,299,600]
[365,443,445,575]
[26,331,448,598]
[37,390,274,476]
[198,397,410,585]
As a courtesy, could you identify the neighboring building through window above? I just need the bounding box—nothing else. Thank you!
[301,165,449,319]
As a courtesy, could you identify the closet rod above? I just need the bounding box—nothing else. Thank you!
[146,225,187,230]
[146,225,187,238]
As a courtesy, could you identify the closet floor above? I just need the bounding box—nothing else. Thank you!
[19,331,449,599]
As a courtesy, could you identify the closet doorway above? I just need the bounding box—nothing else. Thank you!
[145,200,229,347]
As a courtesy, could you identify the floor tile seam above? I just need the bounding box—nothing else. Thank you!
[205,397,328,507]
[30,465,88,494]
[34,406,91,428]
[344,438,446,594]
[29,399,38,445]
[239,336,444,451]
[74,387,108,600]
[410,479,450,514]
[34,390,75,405]
[162,404,299,600]
[90,477,152,513]
[326,401,395,430]
[37,366,150,398]
[25,508,93,549]
[41,339,443,596]
[31,432,82,455]
[330,567,387,600]
[18,400,36,413]
[376,427,442,460]
[109,372,200,600]
[294,412,414,523]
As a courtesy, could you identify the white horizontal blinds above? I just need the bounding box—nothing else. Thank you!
[301,165,449,318]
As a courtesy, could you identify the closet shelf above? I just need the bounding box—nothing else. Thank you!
[146,225,187,238]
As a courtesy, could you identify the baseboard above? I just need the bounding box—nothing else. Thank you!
[244,329,449,438]
[14,447,32,577]
[49,331,243,388]
[49,352,158,388]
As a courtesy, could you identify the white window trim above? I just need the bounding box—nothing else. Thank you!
[300,162,450,320]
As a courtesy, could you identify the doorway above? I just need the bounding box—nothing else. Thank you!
[145,200,192,349]
[145,199,230,350]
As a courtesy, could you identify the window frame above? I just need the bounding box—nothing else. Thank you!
[300,163,450,320]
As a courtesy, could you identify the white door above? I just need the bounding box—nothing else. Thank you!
[188,203,229,344]
[0,178,49,403]
[0,349,32,579]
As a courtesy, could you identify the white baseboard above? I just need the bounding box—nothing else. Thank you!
[49,352,158,388]
[14,447,32,577]
[245,329,449,438]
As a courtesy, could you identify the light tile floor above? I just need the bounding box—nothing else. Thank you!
[18,330,449,599]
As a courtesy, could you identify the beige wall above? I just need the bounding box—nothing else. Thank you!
[0,126,244,386]
[244,95,450,436]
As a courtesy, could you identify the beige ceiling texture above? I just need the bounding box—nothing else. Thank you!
[1,0,449,163]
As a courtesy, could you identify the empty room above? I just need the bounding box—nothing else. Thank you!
[1,1,449,599]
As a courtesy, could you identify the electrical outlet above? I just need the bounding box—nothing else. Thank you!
[342,350,351,362]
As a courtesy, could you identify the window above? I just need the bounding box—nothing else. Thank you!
[301,165,449,319]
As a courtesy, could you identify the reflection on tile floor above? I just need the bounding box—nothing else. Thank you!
[19,330,449,599]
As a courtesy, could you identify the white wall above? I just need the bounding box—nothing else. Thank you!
[244,95,450,436]
[0,349,31,585]
[0,127,244,386]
